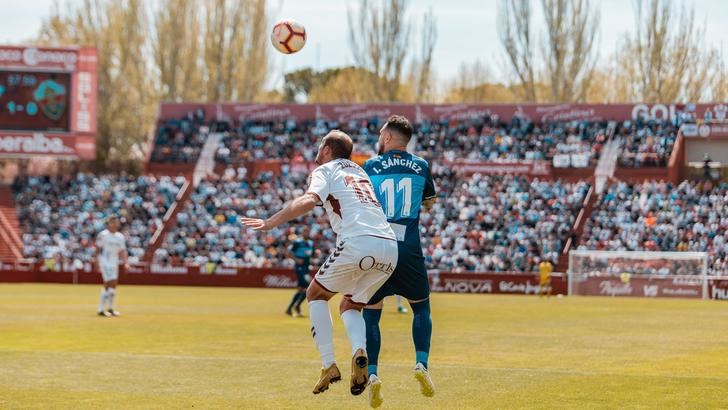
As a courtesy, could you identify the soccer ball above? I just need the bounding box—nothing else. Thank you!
[271,19,306,54]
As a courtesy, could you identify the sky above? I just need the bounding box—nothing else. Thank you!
[1,0,726,86]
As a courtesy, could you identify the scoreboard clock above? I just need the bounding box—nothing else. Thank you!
[0,70,71,132]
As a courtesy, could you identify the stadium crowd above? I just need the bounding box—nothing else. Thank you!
[12,169,728,275]
[13,173,184,265]
[213,116,608,169]
[151,167,589,273]
[11,111,720,275]
[579,180,728,275]
[149,110,207,163]
[616,119,679,168]
[420,172,589,272]
[154,167,335,269]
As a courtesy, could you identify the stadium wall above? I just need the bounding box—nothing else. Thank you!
[157,102,728,124]
[4,264,728,300]
[0,262,568,296]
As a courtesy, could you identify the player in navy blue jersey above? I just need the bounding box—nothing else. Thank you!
[361,115,436,407]
[285,226,314,317]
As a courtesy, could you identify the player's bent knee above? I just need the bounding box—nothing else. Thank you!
[306,281,333,302]
[340,296,365,313]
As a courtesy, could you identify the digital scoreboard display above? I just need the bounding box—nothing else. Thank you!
[0,70,71,132]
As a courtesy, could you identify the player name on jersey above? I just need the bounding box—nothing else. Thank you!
[369,156,424,174]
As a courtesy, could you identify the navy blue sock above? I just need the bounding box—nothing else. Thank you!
[286,291,299,313]
[410,299,432,369]
[293,291,306,311]
[363,308,382,376]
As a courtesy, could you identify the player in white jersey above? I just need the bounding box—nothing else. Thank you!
[242,130,398,397]
[95,216,127,317]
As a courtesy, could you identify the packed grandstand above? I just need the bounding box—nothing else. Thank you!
[6,104,728,275]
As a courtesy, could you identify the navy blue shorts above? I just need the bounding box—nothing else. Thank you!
[294,264,310,288]
[367,246,429,305]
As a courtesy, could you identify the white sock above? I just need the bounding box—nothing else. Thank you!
[107,288,116,310]
[309,300,336,368]
[98,288,107,312]
[341,309,367,355]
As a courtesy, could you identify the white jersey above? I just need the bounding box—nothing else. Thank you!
[307,159,396,242]
[96,229,126,264]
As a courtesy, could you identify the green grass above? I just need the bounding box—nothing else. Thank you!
[1,284,727,409]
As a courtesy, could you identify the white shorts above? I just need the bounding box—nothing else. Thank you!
[314,235,399,304]
[99,260,119,282]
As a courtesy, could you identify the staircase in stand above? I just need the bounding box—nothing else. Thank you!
[594,121,620,194]
[0,186,23,263]
[142,179,193,263]
[142,132,222,262]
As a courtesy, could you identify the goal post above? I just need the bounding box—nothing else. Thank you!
[568,250,710,299]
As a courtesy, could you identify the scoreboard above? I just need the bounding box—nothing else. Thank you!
[0,71,71,132]
[0,45,97,159]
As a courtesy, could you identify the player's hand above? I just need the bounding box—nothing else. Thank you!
[422,197,436,211]
[241,217,272,231]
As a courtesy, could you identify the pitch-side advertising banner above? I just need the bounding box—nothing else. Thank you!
[159,102,728,124]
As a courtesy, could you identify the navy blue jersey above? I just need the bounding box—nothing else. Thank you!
[363,150,436,255]
[290,238,314,264]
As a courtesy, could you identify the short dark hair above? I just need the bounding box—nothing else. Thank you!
[323,130,353,159]
[383,115,413,141]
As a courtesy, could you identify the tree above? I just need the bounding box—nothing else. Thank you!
[39,0,157,169]
[498,0,537,102]
[347,0,437,102]
[308,67,382,103]
[713,53,727,102]
[202,0,269,102]
[498,0,599,103]
[409,8,438,102]
[282,67,344,102]
[37,0,272,167]
[154,0,204,102]
[541,0,600,102]
[444,61,516,103]
[616,0,720,102]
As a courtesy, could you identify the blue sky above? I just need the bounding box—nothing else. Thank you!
[1,0,726,86]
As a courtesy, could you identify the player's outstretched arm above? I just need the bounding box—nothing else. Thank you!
[241,193,318,231]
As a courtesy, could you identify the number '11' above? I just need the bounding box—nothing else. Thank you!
[380,177,412,218]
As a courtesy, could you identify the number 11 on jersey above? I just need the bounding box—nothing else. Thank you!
[380,177,412,218]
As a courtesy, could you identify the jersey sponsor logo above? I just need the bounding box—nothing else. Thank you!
[358,256,395,275]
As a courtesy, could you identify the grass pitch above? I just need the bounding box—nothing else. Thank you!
[1,284,727,409]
